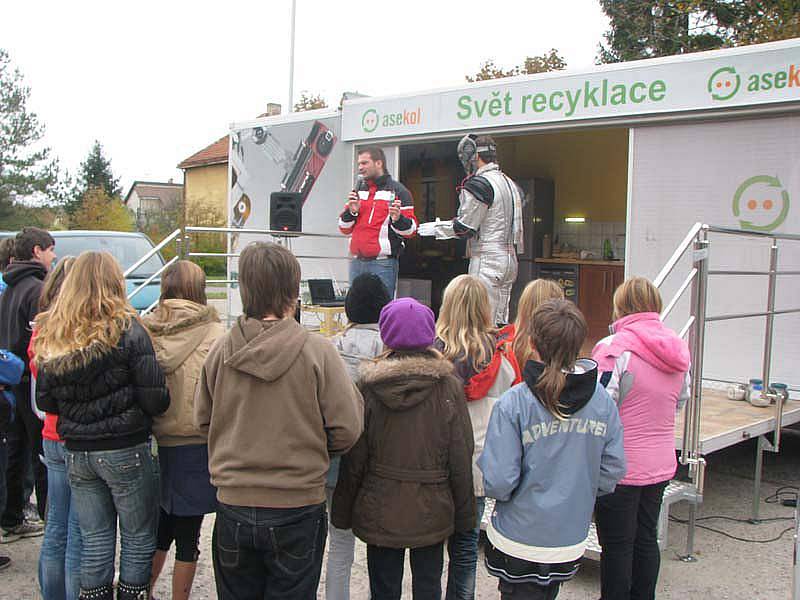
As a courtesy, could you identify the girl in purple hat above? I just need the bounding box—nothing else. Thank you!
[332,297,476,600]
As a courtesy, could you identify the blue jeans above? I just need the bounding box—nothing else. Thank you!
[446,496,486,600]
[212,501,327,600]
[66,442,159,590]
[349,257,398,299]
[39,439,83,600]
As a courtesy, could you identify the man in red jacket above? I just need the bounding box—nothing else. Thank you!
[338,147,417,298]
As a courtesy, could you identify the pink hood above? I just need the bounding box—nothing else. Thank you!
[594,312,690,374]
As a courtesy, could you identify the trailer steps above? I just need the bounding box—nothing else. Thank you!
[480,479,700,559]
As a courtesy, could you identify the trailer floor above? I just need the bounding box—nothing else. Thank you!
[3,433,797,600]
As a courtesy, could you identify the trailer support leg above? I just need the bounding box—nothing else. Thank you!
[793,501,800,600]
[680,503,698,562]
[752,435,765,523]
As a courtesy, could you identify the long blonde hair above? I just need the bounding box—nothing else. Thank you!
[512,279,564,367]
[436,274,495,369]
[34,251,138,359]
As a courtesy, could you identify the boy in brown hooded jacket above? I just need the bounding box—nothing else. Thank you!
[195,242,363,600]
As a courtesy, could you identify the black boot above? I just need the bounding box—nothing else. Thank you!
[79,583,114,600]
[117,581,150,600]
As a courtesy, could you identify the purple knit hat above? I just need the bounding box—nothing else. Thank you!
[379,297,435,351]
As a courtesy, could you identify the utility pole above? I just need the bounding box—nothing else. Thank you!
[288,0,297,113]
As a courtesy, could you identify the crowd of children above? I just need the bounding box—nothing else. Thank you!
[0,228,693,600]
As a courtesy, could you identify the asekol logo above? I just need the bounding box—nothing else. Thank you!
[361,109,379,133]
[708,66,741,101]
[732,175,790,232]
[709,62,800,102]
[361,106,422,133]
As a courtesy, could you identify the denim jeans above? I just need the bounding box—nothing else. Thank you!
[212,501,327,600]
[367,542,444,600]
[325,487,355,600]
[39,439,83,600]
[446,496,485,600]
[349,257,398,299]
[66,442,159,590]
[595,481,669,600]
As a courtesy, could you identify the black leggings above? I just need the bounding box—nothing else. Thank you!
[595,481,669,600]
[156,509,205,562]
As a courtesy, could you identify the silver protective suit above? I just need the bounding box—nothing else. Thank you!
[439,162,524,324]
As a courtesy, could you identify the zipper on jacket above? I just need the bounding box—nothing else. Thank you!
[368,201,375,224]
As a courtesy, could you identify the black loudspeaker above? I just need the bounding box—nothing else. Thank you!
[270,192,302,232]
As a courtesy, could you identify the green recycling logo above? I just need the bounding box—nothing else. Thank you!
[732,175,790,232]
[361,109,379,133]
[708,66,741,101]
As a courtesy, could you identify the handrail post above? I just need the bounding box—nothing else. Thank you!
[762,239,782,451]
[685,232,709,477]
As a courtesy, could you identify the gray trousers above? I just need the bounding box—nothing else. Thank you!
[325,488,356,600]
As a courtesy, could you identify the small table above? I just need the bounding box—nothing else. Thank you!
[302,304,347,336]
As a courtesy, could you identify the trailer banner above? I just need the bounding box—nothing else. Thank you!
[342,40,800,141]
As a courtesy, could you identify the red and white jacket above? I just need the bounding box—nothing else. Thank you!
[338,174,417,259]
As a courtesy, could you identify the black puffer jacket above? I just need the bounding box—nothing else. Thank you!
[36,319,170,451]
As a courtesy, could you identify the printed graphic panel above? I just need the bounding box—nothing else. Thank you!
[228,115,353,316]
[629,115,800,387]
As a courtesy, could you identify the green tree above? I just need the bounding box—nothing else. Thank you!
[597,1,800,64]
[466,49,567,82]
[686,0,800,45]
[0,48,62,222]
[294,91,328,112]
[67,140,121,214]
[71,186,134,231]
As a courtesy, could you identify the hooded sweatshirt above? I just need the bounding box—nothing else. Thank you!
[331,351,475,548]
[478,359,625,564]
[435,330,520,497]
[0,261,47,371]
[143,300,225,447]
[195,316,364,508]
[592,311,691,486]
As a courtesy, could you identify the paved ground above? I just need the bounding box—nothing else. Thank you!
[2,429,797,599]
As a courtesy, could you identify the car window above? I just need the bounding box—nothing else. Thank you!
[53,235,165,277]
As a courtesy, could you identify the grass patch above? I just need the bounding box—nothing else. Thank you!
[207,292,227,300]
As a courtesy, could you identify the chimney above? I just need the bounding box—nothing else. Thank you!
[258,103,282,118]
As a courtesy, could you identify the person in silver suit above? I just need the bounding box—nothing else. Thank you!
[424,135,523,325]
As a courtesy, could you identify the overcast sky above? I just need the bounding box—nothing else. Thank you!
[1,0,609,196]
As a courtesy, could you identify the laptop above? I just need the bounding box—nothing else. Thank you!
[308,279,346,307]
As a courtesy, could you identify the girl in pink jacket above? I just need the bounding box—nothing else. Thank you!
[592,276,690,600]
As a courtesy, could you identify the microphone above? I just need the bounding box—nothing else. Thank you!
[354,173,365,191]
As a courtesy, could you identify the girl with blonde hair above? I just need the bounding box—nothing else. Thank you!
[510,279,564,370]
[143,260,224,600]
[435,274,520,600]
[592,277,690,600]
[34,251,169,600]
[27,256,83,600]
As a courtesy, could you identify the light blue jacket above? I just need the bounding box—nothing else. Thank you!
[478,359,626,559]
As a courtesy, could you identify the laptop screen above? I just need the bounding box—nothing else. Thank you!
[308,279,336,304]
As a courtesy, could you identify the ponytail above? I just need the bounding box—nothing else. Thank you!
[528,299,587,419]
[535,364,568,419]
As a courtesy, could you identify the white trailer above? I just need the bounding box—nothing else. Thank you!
[207,37,800,575]
[226,37,799,386]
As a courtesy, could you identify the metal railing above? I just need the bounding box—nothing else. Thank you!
[129,226,351,322]
[654,222,800,561]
